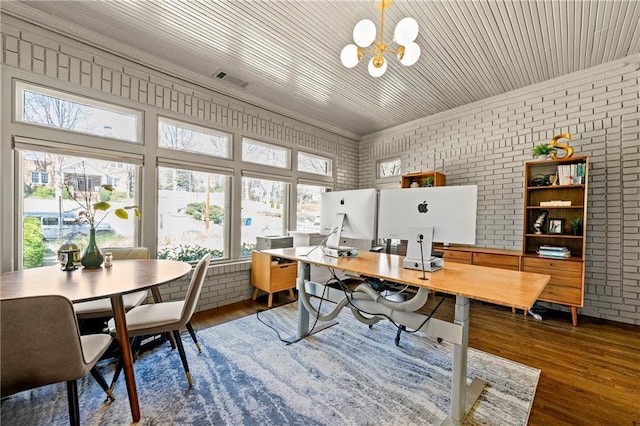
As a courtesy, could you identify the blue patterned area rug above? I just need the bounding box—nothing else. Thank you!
[1,302,539,425]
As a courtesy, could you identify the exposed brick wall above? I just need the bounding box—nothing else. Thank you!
[1,16,359,312]
[360,55,640,325]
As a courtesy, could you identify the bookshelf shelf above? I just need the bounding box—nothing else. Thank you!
[521,155,589,326]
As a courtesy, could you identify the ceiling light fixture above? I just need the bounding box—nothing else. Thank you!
[340,0,420,78]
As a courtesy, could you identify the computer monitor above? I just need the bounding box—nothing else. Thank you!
[378,185,478,245]
[319,188,377,248]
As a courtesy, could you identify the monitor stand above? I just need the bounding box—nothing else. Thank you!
[324,213,358,258]
[403,226,444,272]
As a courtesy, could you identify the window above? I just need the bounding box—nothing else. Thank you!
[30,171,49,184]
[157,167,230,261]
[241,177,287,255]
[16,82,141,142]
[298,151,332,176]
[378,158,401,178]
[296,184,327,232]
[20,150,140,269]
[158,117,231,159]
[242,138,290,169]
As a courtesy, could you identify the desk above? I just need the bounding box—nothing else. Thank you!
[264,248,549,425]
[0,259,191,423]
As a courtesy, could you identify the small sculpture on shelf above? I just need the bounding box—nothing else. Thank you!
[533,210,549,234]
[549,133,574,159]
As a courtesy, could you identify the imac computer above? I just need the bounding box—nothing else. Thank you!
[378,185,478,271]
[318,188,377,257]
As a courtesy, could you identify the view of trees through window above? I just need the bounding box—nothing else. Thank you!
[19,83,139,142]
[241,177,287,256]
[296,184,326,232]
[298,151,332,176]
[21,151,139,269]
[378,158,401,178]
[158,118,230,158]
[242,138,290,168]
[157,167,230,261]
[14,82,336,265]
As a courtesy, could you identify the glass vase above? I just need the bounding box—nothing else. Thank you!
[81,227,104,268]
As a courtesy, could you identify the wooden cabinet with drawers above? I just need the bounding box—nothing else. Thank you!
[251,251,297,308]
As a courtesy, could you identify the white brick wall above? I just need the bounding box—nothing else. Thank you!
[360,55,640,325]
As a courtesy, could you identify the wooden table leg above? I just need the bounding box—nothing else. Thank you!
[111,295,140,422]
[150,286,176,349]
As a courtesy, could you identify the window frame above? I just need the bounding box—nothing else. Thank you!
[14,80,143,143]
[158,116,233,160]
[241,137,291,170]
[297,150,333,177]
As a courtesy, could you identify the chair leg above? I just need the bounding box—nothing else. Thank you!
[90,365,115,402]
[66,380,80,426]
[185,322,202,353]
[109,336,142,392]
[172,329,193,387]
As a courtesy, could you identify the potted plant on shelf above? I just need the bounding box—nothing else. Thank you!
[424,176,434,187]
[65,165,140,268]
[570,217,583,236]
[531,144,556,160]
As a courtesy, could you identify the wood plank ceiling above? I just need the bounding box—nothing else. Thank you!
[3,1,639,138]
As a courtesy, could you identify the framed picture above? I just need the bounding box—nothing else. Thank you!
[548,219,563,234]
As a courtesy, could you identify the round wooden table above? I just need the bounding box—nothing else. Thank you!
[0,259,192,422]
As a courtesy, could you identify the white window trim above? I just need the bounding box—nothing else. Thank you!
[158,116,233,160]
[241,137,291,170]
[297,150,333,177]
[14,80,144,143]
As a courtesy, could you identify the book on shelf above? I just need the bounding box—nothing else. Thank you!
[556,163,586,185]
[540,200,572,207]
[537,245,571,258]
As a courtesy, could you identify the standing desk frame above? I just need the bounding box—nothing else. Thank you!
[265,248,549,425]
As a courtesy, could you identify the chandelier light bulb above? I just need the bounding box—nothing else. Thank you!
[340,44,360,68]
[400,42,421,66]
[368,56,387,77]
[394,17,419,46]
[353,19,376,47]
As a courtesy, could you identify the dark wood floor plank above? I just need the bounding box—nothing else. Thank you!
[191,294,640,425]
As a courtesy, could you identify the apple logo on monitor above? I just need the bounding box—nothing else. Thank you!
[417,201,429,213]
[340,198,345,205]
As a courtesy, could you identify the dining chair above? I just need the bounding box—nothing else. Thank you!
[109,254,210,389]
[73,247,150,320]
[1,295,114,426]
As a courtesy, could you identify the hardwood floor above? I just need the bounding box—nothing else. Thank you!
[192,293,640,425]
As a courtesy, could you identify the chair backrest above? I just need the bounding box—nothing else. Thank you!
[179,254,211,325]
[102,246,150,260]
[1,295,88,397]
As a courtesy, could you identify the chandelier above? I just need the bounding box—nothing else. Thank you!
[340,0,420,77]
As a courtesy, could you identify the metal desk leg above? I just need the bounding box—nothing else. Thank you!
[444,295,486,425]
[111,295,140,422]
[296,261,310,339]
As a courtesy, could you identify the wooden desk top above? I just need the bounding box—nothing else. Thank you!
[264,248,550,311]
[0,259,192,302]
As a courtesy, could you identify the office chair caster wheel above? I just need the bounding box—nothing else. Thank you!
[437,337,443,344]
[368,324,373,329]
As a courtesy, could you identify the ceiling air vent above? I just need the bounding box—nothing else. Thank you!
[213,70,250,88]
